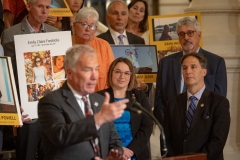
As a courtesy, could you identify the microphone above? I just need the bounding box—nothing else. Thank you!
[130,93,168,158]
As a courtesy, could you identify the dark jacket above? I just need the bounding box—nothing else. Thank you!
[97,87,153,160]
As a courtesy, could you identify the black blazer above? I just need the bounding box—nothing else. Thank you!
[164,88,230,160]
[38,83,123,160]
[97,88,153,160]
[154,48,227,124]
[97,29,145,45]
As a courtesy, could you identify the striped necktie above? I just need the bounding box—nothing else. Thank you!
[82,96,101,156]
[186,96,197,132]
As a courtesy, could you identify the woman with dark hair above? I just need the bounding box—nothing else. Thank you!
[52,55,65,80]
[97,57,153,160]
[32,56,48,83]
[126,0,149,44]
[61,0,84,33]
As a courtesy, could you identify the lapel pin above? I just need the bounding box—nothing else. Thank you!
[94,102,98,107]
[200,103,204,107]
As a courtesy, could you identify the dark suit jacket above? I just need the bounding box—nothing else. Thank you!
[164,88,230,160]
[97,29,145,45]
[1,18,58,103]
[38,83,123,160]
[97,88,153,160]
[154,48,227,124]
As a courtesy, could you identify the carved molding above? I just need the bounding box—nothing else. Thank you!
[185,9,240,14]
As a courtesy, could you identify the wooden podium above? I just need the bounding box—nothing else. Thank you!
[150,153,207,160]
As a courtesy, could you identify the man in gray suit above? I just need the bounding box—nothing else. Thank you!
[1,0,58,159]
[38,45,128,160]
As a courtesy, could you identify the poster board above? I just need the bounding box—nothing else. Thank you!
[111,45,158,83]
[24,0,73,17]
[0,57,22,125]
[148,13,202,51]
[14,31,72,119]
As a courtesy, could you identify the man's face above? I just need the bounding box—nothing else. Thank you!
[182,56,206,89]
[67,54,99,96]
[26,0,51,24]
[106,2,128,34]
[177,25,201,53]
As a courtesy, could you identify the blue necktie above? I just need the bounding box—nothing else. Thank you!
[186,96,197,132]
[118,35,124,45]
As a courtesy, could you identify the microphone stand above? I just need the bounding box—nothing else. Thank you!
[129,94,168,158]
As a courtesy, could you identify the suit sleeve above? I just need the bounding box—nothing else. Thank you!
[38,94,99,148]
[127,90,153,157]
[163,99,175,157]
[214,57,227,97]
[108,122,124,152]
[153,58,165,124]
[201,98,230,160]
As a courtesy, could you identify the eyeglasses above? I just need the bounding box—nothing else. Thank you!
[36,60,41,63]
[177,30,196,38]
[75,21,97,31]
[113,70,132,77]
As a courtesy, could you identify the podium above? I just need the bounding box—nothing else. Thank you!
[151,153,207,160]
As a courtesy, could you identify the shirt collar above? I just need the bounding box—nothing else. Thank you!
[26,17,45,33]
[109,27,127,39]
[182,47,200,56]
[187,85,205,100]
[67,82,89,100]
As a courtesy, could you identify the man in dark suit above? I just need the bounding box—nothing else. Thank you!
[97,0,145,45]
[38,45,128,160]
[164,53,230,160]
[98,0,150,95]
[1,0,58,159]
[154,17,227,124]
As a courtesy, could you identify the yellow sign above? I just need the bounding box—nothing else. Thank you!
[148,13,202,51]
[136,74,157,83]
[24,0,73,17]
[0,113,21,125]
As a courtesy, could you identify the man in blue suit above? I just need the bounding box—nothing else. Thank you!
[153,17,227,124]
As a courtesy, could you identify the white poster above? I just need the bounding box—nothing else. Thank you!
[14,31,72,119]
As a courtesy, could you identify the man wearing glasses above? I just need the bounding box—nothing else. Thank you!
[1,0,58,159]
[154,17,227,125]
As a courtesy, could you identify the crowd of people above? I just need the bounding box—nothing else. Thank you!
[0,0,230,160]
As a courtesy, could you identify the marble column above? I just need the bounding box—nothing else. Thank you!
[185,0,240,159]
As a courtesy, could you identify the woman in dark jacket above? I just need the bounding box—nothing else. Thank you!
[97,57,153,160]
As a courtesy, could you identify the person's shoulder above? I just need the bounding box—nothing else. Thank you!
[43,23,59,32]
[97,30,109,38]
[160,51,182,62]
[96,88,110,96]
[93,36,111,45]
[3,23,22,34]
[126,31,144,40]
[205,88,228,101]
[200,48,224,60]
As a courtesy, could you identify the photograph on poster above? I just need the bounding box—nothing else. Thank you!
[26,79,65,102]
[152,16,196,41]
[52,55,65,80]
[148,13,202,51]
[111,45,158,74]
[24,50,53,84]
[0,56,22,125]
[0,58,17,113]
